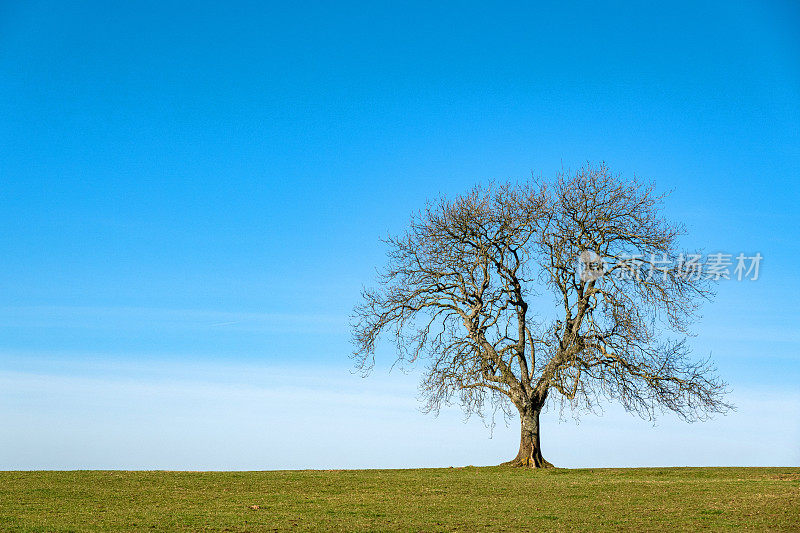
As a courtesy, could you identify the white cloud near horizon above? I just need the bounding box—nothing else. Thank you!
[1,358,797,470]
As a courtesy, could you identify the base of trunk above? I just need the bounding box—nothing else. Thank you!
[500,433,554,467]
[501,406,555,468]
[500,454,554,468]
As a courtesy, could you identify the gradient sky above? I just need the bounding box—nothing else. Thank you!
[1,1,799,469]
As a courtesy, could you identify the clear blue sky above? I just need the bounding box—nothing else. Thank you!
[1,1,798,469]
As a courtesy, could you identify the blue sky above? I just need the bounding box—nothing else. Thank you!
[1,1,798,469]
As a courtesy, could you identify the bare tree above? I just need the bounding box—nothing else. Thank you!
[351,164,731,468]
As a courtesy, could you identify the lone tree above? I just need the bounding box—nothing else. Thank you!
[351,164,731,467]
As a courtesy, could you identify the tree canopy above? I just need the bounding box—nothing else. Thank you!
[351,163,731,467]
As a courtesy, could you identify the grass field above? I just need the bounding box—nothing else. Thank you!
[1,467,798,531]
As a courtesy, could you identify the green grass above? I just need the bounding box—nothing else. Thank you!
[1,467,798,531]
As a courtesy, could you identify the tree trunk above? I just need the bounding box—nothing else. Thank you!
[501,405,554,468]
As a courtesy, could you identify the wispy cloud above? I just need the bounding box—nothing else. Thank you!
[0,305,344,334]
